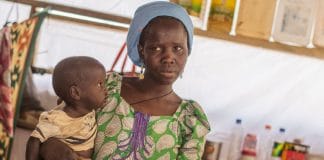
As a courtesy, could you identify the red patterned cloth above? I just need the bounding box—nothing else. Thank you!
[0,27,13,136]
[0,27,13,159]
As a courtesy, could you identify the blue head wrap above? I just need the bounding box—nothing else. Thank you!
[127,1,194,66]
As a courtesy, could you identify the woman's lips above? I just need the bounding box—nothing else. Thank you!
[160,71,176,77]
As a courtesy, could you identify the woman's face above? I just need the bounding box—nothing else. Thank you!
[139,17,189,85]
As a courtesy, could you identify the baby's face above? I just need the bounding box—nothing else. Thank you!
[80,68,107,110]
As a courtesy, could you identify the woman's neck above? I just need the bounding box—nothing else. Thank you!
[137,75,173,93]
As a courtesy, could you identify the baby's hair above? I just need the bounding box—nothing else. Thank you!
[52,56,105,105]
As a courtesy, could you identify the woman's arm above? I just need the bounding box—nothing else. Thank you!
[177,101,211,160]
[39,138,79,160]
[177,131,208,160]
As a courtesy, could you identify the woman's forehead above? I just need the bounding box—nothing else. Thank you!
[148,17,185,31]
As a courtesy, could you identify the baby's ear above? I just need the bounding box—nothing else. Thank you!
[70,86,81,100]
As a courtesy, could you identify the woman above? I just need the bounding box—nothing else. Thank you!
[40,1,210,160]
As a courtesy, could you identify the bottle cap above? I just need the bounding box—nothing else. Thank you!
[293,138,303,144]
[241,150,257,156]
[279,128,285,132]
[236,119,242,124]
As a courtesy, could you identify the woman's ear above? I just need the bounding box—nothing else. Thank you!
[70,86,81,100]
[138,44,144,59]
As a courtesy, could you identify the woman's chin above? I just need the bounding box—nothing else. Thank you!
[158,72,178,84]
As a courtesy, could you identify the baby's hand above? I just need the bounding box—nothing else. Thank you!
[57,98,63,105]
[40,138,78,160]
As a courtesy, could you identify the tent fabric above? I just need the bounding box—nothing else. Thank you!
[39,0,167,18]
[0,1,31,27]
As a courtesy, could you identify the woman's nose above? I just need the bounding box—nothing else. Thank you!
[162,49,175,64]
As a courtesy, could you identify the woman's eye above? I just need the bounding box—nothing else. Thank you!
[150,46,161,52]
[174,46,183,54]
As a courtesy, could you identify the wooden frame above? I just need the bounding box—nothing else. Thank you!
[272,0,318,47]
[171,0,212,30]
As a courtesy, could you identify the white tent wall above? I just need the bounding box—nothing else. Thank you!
[0,1,31,26]
[37,0,168,18]
[2,0,324,159]
[181,36,324,154]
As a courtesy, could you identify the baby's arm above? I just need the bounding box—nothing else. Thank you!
[39,138,79,160]
[76,148,93,159]
[26,136,41,160]
[28,111,79,160]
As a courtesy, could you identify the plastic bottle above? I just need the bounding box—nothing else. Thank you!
[257,124,273,160]
[241,133,257,160]
[272,128,286,160]
[228,119,244,160]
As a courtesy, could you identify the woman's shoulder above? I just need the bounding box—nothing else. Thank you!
[106,71,122,82]
[179,100,205,115]
[106,71,139,85]
[105,71,123,93]
[178,99,210,130]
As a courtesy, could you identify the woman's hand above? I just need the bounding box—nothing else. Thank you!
[39,138,79,160]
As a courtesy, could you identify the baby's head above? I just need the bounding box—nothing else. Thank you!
[52,56,107,110]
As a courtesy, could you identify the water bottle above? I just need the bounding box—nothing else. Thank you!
[272,128,286,160]
[257,125,273,160]
[228,119,244,160]
[241,133,257,160]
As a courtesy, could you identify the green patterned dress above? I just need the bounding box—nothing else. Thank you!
[93,72,210,160]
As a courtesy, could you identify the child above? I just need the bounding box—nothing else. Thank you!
[26,56,107,160]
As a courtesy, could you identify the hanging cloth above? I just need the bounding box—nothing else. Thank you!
[0,10,47,160]
[0,27,13,155]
